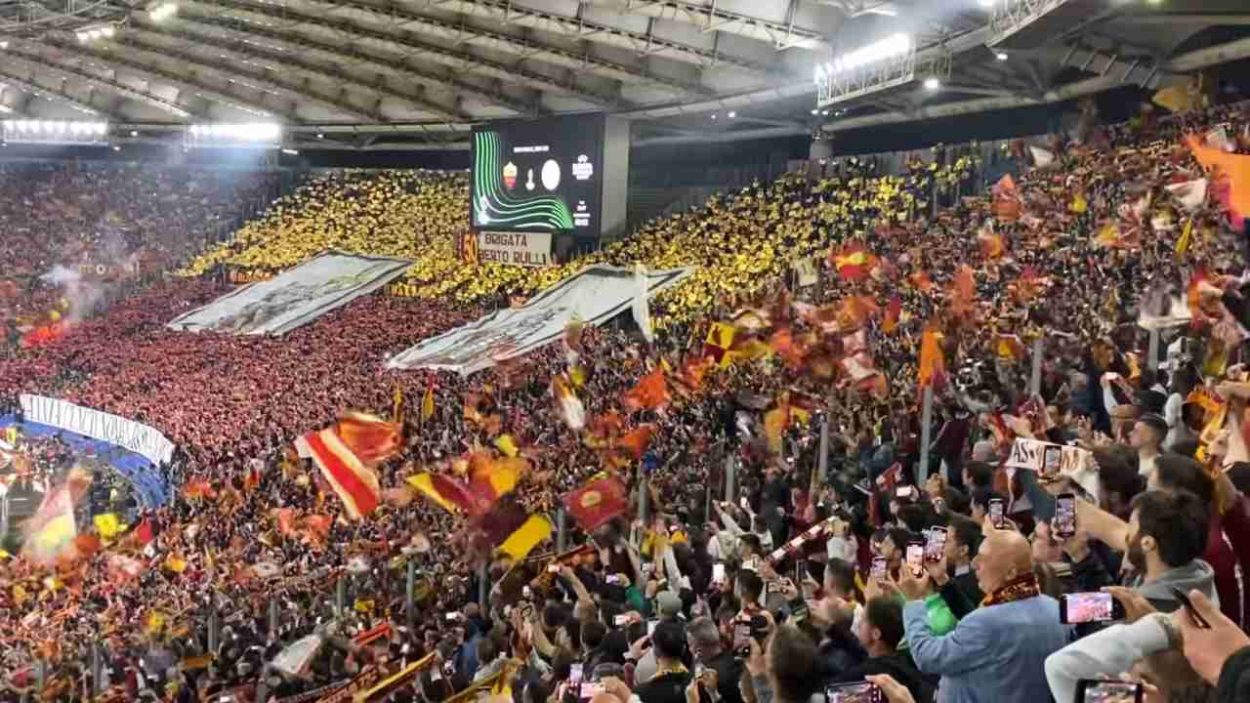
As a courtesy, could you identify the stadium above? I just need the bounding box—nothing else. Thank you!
[0,0,1249,700]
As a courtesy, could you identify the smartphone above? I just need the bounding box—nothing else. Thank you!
[647,619,658,636]
[740,497,750,510]
[742,557,760,572]
[1042,445,1062,477]
[924,526,948,563]
[712,563,726,584]
[1075,679,1143,703]
[1054,493,1077,539]
[895,486,913,499]
[613,614,630,626]
[1170,587,1212,629]
[933,497,946,513]
[870,556,887,581]
[522,586,532,599]
[606,574,622,586]
[905,541,924,576]
[547,564,561,574]
[569,663,584,686]
[579,683,605,701]
[825,681,883,703]
[733,622,752,657]
[1060,592,1126,624]
[988,498,1006,528]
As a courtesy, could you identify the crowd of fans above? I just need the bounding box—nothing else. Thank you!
[0,98,1249,703]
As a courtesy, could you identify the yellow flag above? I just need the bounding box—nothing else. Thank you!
[493,434,519,458]
[392,384,404,424]
[1070,193,1088,214]
[420,384,435,423]
[498,515,552,561]
[1176,218,1194,256]
[93,513,123,541]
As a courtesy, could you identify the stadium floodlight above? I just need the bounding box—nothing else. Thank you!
[148,2,178,22]
[2,119,108,144]
[816,32,922,107]
[75,24,117,43]
[185,122,284,148]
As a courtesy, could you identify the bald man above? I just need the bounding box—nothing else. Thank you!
[897,527,1071,703]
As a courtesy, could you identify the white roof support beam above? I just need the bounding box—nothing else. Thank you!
[179,0,591,110]
[132,13,474,120]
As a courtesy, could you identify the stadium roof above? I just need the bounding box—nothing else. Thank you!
[0,0,1248,150]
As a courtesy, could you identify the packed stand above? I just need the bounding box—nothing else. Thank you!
[2,100,1250,703]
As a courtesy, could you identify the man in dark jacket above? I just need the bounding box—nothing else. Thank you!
[686,617,744,703]
[830,596,936,703]
[634,622,692,703]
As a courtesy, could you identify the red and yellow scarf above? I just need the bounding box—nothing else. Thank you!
[981,572,1041,607]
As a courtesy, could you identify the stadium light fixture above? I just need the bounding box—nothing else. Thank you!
[185,122,283,147]
[923,77,941,91]
[2,119,108,143]
[75,24,117,43]
[995,51,1009,61]
[826,33,913,76]
[148,2,179,22]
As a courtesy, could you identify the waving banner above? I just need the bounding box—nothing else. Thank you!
[386,265,693,375]
[168,252,410,336]
[21,394,175,466]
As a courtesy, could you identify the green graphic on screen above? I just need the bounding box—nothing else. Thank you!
[473,131,574,230]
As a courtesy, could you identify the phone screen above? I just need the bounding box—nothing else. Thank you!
[569,663,583,686]
[905,542,924,576]
[1042,445,1062,476]
[1062,592,1117,624]
[870,556,887,581]
[924,527,948,562]
[1054,494,1077,538]
[647,619,658,636]
[1078,680,1142,703]
[988,499,1005,528]
[712,563,726,583]
[825,681,883,703]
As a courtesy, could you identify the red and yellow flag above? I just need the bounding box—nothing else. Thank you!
[883,295,902,333]
[1187,135,1250,228]
[832,243,877,282]
[296,414,398,520]
[563,475,629,531]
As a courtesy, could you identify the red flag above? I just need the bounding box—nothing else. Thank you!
[623,367,670,411]
[617,425,655,459]
[883,295,901,333]
[563,476,629,531]
[335,412,402,466]
[949,265,976,318]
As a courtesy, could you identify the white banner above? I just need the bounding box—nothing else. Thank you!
[477,231,552,267]
[1005,437,1090,475]
[168,251,410,336]
[20,394,176,465]
[386,264,693,374]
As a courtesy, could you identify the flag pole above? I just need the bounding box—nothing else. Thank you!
[918,386,934,486]
[1147,328,1160,372]
[1029,336,1044,397]
[556,507,567,553]
[818,418,830,484]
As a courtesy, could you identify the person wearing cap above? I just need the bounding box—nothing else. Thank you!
[1131,413,1168,485]
[632,591,686,683]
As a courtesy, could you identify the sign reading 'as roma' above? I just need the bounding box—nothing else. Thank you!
[477,231,552,267]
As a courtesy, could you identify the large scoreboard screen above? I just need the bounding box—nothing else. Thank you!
[470,114,605,237]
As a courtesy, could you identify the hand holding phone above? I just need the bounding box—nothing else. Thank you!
[1053,493,1077,539]
[905,542,924,577]
[1075,679,1142,702]
[988,498,1006,529]
[1060,592,1125,624]
[825,681,883,703]
[924,527,947,563]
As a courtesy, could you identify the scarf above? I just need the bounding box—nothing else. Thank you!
[980,572,1041,607]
